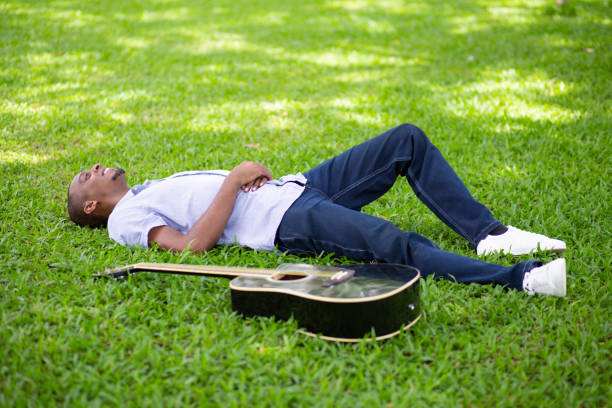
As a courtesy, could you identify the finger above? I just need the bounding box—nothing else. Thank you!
[252,177,265,191]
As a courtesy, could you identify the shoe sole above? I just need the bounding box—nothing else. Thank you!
[536,258,566,297]
[478,246,567,256]
[559,258,567,297]
[509,246,567,256]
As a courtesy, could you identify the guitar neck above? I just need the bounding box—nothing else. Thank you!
[95,262,316,281]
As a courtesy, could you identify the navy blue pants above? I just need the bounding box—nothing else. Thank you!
[275,124,540,290]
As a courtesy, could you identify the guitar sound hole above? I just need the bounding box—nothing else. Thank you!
[271,273,308,281]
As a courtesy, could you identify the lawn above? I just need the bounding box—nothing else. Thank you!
[1,0,610,406]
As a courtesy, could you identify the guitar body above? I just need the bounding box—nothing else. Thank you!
[231,264,420,342]
[96,262,421,342]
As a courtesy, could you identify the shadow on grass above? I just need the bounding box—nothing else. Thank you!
[2,0,609,152]
[0,4,610,406]
[0,0,609,243]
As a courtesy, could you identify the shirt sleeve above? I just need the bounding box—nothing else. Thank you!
[108,208,167,248]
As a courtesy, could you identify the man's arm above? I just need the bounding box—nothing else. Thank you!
[148,161,272,253]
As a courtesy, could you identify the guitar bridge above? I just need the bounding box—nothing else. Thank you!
[322,269,355,287]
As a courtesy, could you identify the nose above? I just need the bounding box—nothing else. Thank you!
[92,163,101,173]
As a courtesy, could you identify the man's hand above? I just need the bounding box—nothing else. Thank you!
[228,161,273,192]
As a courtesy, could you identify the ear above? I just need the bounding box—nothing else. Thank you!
[84,200,98,215]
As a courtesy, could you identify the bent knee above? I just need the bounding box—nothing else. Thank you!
[390,123,431,148]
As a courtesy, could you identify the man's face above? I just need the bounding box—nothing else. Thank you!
[69,163,128,205]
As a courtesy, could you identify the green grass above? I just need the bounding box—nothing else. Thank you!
[1,0,610,406]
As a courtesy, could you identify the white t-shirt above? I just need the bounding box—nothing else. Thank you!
[107,170,306,252]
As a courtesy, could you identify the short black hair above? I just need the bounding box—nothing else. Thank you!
[67,184,108,228]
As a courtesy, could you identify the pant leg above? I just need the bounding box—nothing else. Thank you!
[304,123,502,247]
[276,189,539,291]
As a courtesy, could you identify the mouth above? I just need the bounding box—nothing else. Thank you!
[111,168,125,180]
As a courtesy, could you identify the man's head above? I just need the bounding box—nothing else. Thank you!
[67,163,130,227]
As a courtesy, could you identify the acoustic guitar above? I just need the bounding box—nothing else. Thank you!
[95,262,421,342]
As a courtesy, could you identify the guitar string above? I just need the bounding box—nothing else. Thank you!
[106,263,341,278]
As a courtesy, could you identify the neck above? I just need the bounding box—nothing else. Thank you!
[100,186,131,217]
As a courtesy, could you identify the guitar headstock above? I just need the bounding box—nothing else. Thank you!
[93,264,136,281]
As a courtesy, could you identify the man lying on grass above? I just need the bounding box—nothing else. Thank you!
[67,124,567,297]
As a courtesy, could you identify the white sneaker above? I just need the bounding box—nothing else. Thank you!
[523,258,566,297]
[476,225,566,256]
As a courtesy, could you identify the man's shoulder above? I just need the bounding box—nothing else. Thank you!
[107,192,167,247]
